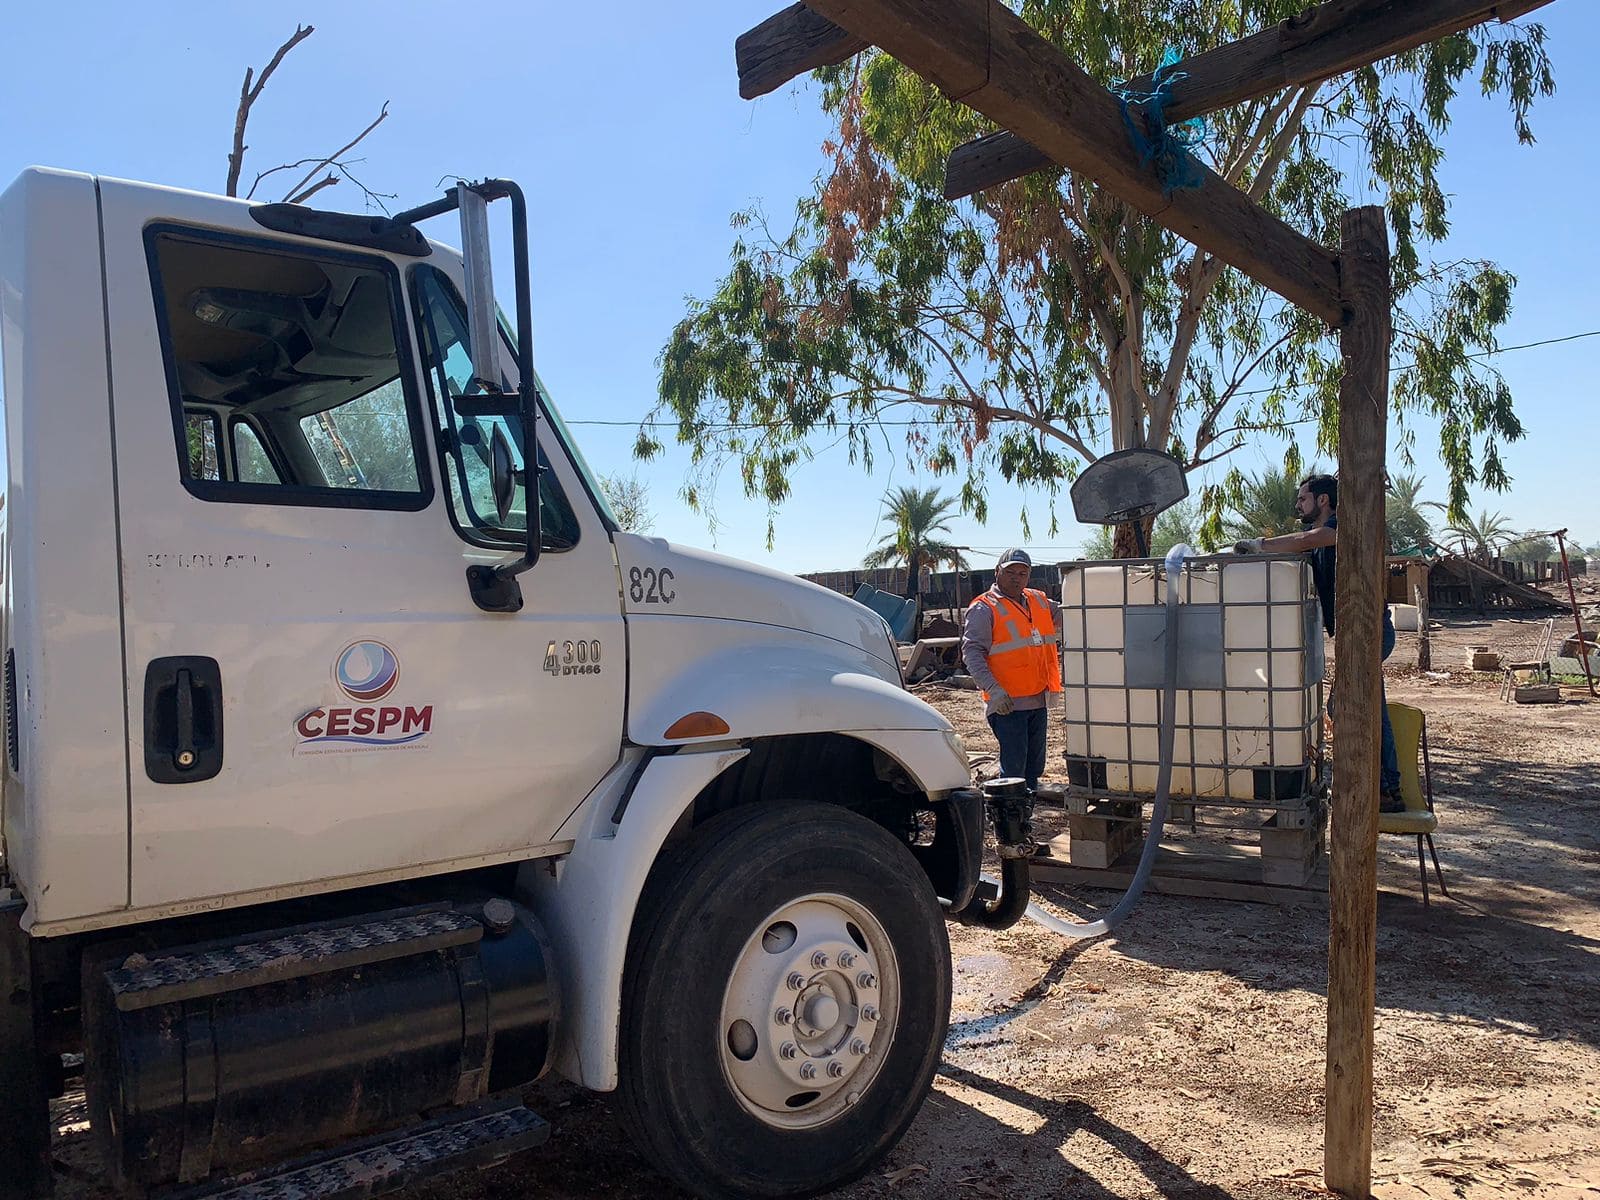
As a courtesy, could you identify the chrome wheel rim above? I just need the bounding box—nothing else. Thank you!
[718,892,900,1129]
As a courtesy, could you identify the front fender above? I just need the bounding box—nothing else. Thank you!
[627,617,971,796]
[521,746,749,1091]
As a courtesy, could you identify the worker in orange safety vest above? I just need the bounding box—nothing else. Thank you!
[960,548,1062,792]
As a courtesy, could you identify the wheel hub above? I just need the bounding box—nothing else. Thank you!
[719,895,899,1129]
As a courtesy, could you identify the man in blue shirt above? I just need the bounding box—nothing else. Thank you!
[1234,474,1404,813]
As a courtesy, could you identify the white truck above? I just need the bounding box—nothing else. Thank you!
[0,169,1010,1200]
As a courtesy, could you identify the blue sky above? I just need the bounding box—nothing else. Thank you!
[2,2,1594,571]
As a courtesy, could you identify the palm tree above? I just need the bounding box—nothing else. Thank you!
[1385,472,1434,554]
[1432,507,1515,560]
[864,486,968,595]
[1221,467,1311,542]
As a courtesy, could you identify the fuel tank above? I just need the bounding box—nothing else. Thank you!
[82,901,555,1192]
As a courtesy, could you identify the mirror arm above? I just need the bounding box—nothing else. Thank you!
[500,179,541,581]
[400,181,542,613]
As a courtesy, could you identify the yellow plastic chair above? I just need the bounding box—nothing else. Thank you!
[1381,702,1449,904]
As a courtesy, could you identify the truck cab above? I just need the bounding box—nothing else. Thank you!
[0,168,987,1200]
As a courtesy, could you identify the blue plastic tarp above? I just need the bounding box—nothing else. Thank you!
[852,583,919,643]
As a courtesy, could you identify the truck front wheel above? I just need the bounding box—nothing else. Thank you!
[617,802,951,1199]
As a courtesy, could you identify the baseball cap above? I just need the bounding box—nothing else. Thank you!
[996,548,1032,568]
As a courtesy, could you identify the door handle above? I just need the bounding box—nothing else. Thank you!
[144,657,224,783]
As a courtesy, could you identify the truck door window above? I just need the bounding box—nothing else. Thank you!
[147,228,432,510]
[410,265,580,550]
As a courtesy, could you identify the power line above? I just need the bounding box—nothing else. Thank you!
[564,326,1600,430]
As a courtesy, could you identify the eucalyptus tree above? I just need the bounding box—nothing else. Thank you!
[644,2,1550,550]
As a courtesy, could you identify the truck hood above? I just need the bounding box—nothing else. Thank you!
[611,534,899,675]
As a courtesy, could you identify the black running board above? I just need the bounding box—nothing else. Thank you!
[165,1098,548,1200]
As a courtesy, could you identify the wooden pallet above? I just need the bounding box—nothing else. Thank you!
[1031,838,1330,907]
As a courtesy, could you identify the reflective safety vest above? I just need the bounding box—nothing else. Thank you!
[971,587,1062,700]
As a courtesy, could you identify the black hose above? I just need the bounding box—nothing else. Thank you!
[957,856,1032,929]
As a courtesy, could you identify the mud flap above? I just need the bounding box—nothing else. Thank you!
[911,787,984,914]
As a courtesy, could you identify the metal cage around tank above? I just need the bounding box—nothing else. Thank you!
[1054,553,1328,832]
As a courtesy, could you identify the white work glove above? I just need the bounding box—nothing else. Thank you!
[987,686,1015,716]
[1233,538,1265,554]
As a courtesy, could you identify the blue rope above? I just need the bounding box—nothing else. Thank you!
[1114,47,1208,198]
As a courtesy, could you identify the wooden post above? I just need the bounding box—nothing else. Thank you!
[1325,206,1390,1199]
[1406,561,1430,671]
[1414,581,1430,672]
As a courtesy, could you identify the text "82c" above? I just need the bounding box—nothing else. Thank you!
[628,566,675,605]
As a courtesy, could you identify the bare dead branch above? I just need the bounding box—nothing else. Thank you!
[227,23,315,196]
[332,162,398,213]
[286,174,340,205]
[279,102,391,203]
[246,156,327,201]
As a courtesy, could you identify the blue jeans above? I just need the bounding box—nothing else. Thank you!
[988,706,1048,792]
[1380,613,1401,793]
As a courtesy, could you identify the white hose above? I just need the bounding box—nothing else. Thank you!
[1002,542,1193,939]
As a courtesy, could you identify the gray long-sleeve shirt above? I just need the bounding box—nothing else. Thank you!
[960,586,1062,711]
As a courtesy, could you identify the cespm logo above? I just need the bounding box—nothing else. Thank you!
[337,640,400,702]
[296,640,433,754]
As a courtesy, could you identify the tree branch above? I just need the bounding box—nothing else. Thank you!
[246,155,328,200]
[227,24,315,197]
[286,174,341,205]
[1149,251,1227,445]
[1247,85,1319,203]
[1222,89,1297,186]
[280,102,391,203]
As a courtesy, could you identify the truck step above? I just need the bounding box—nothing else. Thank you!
[106,905,483,1011]
[167,1099,548,1200]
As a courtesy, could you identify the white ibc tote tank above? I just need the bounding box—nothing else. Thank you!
[1058,556,1325,803]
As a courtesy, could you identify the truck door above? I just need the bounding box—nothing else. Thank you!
[97,181,625,910]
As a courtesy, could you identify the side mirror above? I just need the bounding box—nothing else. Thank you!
[456,183,503,394]
[490,423,518,526]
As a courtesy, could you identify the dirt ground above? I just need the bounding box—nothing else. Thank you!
[50,616,1600,1199]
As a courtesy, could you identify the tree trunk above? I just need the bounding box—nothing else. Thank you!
[1112,515,1157,559]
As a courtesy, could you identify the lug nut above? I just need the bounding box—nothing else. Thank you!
[850,1038,868,1056]
[780,1042,798,1060]
[774,1008,793,1025]
[787,973,806,991]
[857,972,877,989]
[799,1061,817,1080]
[861,1005,879,1022]
[811,951,830,969]
[837,951,856,969]
[827,1060,847,1078]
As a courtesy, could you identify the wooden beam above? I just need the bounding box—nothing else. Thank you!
[943,0,1557,198]
[736,4,869,100]
[803,0,1346,325]
[1324,204,1390,1200]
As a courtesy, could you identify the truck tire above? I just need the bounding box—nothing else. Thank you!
[616,801,951,1200]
